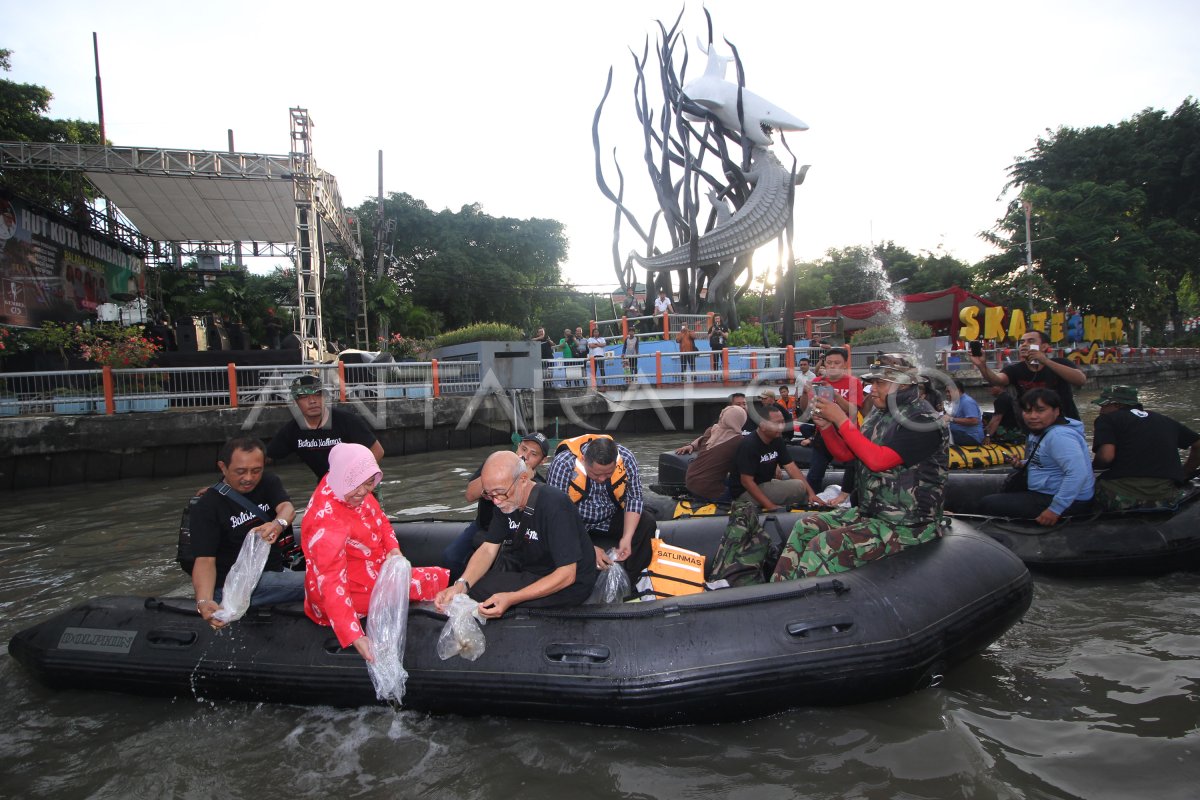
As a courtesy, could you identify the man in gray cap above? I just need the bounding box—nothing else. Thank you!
[1091,385,1200,510]
[266,374,384,480]
[771,354,948,579]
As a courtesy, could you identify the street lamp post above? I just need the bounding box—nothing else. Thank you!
[1022,199,1034,315]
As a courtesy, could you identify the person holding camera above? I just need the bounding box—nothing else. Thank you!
[969,330,1086,421]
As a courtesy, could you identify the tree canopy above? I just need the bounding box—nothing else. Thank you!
[0,48,103,211]
[981,98,1200,339]
[355,192,571,335]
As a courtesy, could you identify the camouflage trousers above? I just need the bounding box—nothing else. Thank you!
[770,508,940,581]
[709,497,776,586]
[1096,477,1188,512]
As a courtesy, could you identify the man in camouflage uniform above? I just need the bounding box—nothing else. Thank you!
[771,355,948,580]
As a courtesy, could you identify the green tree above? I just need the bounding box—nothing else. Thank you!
[353,193,569,336]
[0,48,103,210]
[985,98,1200,339]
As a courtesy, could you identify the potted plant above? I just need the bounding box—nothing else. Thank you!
[80,328,166,412]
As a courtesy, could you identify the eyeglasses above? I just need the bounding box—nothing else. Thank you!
[481,475,519,502]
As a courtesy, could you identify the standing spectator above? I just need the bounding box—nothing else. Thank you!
[795,357,817,394]
[676,324,698,382]
[708,313,730,374]
[557,328,575,358]
[571,327,589,360]
[531,326,555,360]
[622,328,639,383]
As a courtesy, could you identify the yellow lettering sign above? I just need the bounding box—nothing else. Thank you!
[1030,311,1047,334]
[959,306,980,340]
[1050,312,1064,343]
[1007,308,1027,341]
[983,306,1006,340]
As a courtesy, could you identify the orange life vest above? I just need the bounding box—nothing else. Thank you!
[556,434,629,507]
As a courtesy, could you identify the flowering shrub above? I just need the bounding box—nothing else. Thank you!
[80,334,160,368]
[0,326,13,358]
[377,333,424,360]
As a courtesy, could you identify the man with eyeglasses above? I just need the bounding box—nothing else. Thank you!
[440,432,549,581]
[434,450,596,617]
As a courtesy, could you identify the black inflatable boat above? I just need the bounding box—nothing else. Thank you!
[9,515,1031,726]
[943,472,1200,577]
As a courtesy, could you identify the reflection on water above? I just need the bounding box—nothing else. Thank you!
[3,387,1200,799]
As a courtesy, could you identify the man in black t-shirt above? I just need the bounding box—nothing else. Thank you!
[440,432,550,580]
[434,450,596,617]
[1091,385,1200,510]
[983,385,1023,444]
[733,407,816,511]
[971,329,1086,421]
[190,437,304,628]
[266,374,383,479]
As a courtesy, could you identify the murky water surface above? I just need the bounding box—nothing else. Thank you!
[2,384,1198,799]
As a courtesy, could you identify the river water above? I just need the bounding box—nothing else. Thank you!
[2,383,1199,799]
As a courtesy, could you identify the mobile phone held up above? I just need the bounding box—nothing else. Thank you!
[968,340,983,357]
[814,384,836,401]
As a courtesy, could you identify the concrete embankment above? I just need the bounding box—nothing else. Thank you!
[0,390,700,491]
[2,359,1195,490]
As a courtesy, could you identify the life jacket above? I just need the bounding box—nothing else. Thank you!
[556,434,628,508]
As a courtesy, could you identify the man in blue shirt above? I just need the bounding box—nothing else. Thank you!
[946,378,984,446]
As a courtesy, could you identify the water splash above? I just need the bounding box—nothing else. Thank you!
[859,249,917,359]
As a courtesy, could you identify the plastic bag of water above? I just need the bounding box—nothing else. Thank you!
[366,555,412,703]
[213,533,271,624]
[587,548,630,604]
[436,594,487,661]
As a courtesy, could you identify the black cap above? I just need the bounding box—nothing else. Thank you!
[520,431,549,456]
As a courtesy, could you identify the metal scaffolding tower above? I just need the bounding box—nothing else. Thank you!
[289,108,324,362]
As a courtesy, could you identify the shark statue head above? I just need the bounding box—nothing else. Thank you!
[683,39,808,146]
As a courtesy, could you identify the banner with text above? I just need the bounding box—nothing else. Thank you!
[0,191,145,328]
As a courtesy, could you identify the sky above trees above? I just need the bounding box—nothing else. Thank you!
[3,1,1198,291]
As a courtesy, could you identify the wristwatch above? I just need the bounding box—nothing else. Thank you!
[275,517,288,528]
[455,578,471,591]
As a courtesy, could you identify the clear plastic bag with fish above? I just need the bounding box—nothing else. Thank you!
[436,593,487,661]
[366,555,412,704]
[587,548,631,604]
[213,532,271,624]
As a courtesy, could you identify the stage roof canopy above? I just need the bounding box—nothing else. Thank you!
[0,141,359,257]
[795,286,997,334]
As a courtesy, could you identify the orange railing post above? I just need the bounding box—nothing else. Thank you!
[227,363,238,409]
[102,366,115,415]
[655,351,663,387]
[722,348,730,384]
[431,359,441,398]
[588,356,597,389]
[662,312,670,338]
[621,316,629,339]
[750,351,758,381]
[785,345,795,382]
[337,360,348,403]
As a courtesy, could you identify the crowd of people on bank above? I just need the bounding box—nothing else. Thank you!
[188,329,1199,661]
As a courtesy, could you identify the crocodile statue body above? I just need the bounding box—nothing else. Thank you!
[631,147,806,271]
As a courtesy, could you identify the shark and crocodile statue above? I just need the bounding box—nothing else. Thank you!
[630,40,809,274]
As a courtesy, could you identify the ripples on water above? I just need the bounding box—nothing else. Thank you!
[2,393,1199,798]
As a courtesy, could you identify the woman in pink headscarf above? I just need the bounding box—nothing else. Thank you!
[302,442,402,662]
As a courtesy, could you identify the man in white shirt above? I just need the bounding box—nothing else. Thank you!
[653,289,674,319]
[795,357,818,394]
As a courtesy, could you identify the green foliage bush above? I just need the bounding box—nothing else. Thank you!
[850,321,933,346]
[433,322,524,348]
[728,323,767,348]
